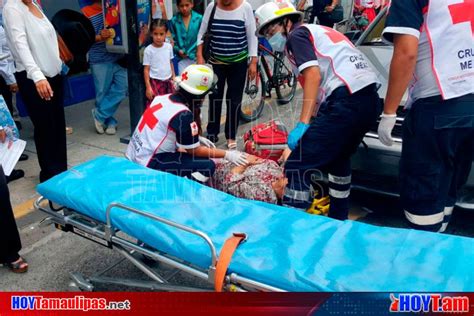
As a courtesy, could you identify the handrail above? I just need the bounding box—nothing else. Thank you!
[105,203,218,267]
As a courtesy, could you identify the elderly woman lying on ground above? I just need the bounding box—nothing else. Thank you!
[210,150,291,204]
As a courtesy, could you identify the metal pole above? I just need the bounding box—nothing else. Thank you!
[123,0,147,140]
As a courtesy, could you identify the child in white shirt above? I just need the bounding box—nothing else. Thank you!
[143,19,175,107]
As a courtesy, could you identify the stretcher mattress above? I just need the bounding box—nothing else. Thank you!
[37,156,474,291]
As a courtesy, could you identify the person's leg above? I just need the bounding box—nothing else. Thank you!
[283,87,381,212]
[15,72,67,182]
[327,157,352,220]
[90,62,115,125]
[398,96,471,232]
[0,166,22,264]
[103,63,128,127]
[283,101,350,210]
[206,63,227,142]
[437,95,474,232]
[148,152,216,182]
[224,60,247,142]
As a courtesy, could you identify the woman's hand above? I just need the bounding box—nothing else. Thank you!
[9,83,18,93]
[146,87,155,101]
[325,5,335,12]
[35,79,53,101]
[248,60,257,81]
[178,50,187,59]
[0,129,6,143]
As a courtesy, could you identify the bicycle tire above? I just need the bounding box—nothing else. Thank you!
[240,65,266,122]
[273,52,297,105]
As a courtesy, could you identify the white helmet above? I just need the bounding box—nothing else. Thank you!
[255,0,303,37]
[174,64,217,96]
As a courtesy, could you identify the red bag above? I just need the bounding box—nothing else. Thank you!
[243,120,288,162]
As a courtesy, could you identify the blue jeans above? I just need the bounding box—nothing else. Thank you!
[91,62,128,127]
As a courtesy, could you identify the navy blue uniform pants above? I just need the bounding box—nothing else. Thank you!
[401,93,474,232]
[283,84,382,219]
[147,152,216,183]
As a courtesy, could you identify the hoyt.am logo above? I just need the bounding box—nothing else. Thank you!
[390,294,470,313]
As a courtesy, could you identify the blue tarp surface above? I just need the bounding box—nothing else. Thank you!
[37,156,474,291]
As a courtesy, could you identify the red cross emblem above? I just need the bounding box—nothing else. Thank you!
[449,0,474,35]
[323,27,351,45]
[181,72,188,81]
[138,103,163,132]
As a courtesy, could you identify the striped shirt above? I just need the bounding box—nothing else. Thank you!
[198,1,257,64]
[81,4,122,65]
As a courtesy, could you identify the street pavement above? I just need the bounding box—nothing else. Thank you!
[2,88,473,291]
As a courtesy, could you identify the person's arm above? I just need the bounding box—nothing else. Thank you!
[95,29,112,43]
[196,4,212,64]
[245,4,258,80]
[297,0,307,11]
[377,0,423,146]
[159,0,168,20]
[384,34,418,115]
[299,66,321,123]
[326,0,339,12]
[144,65,154,101]
[170,61,175,80]
[143,48,154,100]
[285,27,320,150]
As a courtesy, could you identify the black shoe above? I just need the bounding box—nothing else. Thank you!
[19,154,28,161]
[6,169,24,183]
[206,134,219,144]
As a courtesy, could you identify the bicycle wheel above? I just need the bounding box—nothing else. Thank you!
[273,52,297,105]
[240,65,266,122]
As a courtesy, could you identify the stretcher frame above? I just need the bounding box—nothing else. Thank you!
[35,196,285,292]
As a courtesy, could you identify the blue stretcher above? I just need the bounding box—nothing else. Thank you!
[36,156,474,292]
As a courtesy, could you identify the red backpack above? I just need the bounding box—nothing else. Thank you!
[243,120,288,162]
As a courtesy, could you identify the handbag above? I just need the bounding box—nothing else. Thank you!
[201,3,217,62]
[243,120,288,162]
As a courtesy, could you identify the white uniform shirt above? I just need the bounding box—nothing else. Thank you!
[382,0,474,103]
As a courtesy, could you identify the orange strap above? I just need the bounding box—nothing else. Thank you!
[214,233,246,292]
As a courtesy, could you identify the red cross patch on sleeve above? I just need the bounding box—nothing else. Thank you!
[190,122,199,136]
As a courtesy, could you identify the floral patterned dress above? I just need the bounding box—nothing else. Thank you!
[211,159,285,204]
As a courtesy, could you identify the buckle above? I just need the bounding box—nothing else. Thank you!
[233,232,247,243]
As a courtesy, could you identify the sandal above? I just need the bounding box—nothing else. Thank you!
[227,141,237,150]
[4,257,28,273]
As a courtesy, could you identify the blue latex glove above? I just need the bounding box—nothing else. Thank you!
[288,122,310,150]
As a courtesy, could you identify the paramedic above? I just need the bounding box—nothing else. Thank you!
[378,0,474,232]
[255,0,381,219]
[126,64,250,183]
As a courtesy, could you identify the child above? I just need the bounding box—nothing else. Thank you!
[169,0,202,74]
[143,19,175,107]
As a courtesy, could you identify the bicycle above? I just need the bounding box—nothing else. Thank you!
[240,42,297,122]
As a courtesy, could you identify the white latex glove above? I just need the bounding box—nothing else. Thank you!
[224,151,249,166]
[377,113,397,146]
[199,136,216,148]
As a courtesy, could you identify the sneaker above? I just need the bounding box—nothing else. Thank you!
[105,126,116,135]
[92,109,104,134]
